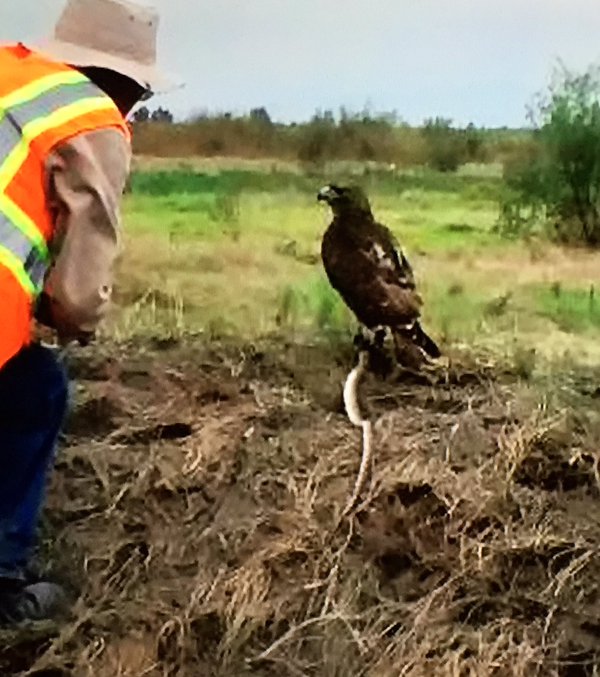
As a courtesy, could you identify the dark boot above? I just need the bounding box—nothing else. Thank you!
[0,578,68,625]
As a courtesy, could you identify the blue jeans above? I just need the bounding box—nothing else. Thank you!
[0,344,68,580]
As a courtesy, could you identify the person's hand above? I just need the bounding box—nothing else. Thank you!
[54,313,95,347]
[71,331,95,347]
[34,292,95,346]
[33,292,55,329]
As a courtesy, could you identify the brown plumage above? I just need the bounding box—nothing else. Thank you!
[317,183,440,369]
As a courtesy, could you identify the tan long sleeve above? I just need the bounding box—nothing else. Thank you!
[43,127,131,335]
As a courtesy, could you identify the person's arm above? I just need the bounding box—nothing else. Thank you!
[39,127,131,341]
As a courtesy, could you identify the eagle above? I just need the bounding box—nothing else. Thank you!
[317,184,440,371]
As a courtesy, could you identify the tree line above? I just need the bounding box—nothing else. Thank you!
[131,62,600,248]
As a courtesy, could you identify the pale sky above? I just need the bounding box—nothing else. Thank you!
[2,0,600,127]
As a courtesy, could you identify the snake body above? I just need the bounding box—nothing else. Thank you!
[340,350,373,518]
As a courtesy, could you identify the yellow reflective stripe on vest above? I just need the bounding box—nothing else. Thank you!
[0,193,46,254]
[0,70,87,118]
[0,95,114,191]
[0,203,48,295]
[0,244,35,295]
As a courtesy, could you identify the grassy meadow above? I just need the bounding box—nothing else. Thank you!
[109,158,600,373]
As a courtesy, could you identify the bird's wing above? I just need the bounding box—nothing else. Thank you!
[321,222,422,328]
[366,221,416,290]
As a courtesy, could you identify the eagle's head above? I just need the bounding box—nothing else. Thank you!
[317,184,373,219]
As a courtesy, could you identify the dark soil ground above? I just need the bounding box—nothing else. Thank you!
[3,335,600,676]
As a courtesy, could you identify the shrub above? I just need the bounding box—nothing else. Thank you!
[464,122,486,162]
[421,117,469,172]
[297,112,336,168]
[499,63,600,246]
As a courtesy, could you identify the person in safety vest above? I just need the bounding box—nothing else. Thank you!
[0,0,175,624]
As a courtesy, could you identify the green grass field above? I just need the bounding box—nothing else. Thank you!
[108,160,600,372]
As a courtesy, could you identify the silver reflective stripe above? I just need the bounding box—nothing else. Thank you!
[0,211,48,289]
[0,81,102,162]
[25,251,48,289]
[0,119,19,161]
[6,80,101,129]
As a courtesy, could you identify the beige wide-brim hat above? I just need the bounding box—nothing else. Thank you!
[30,0,179,95]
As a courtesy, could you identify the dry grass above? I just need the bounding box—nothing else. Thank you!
[3,336,600,676]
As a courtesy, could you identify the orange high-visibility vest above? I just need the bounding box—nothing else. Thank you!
[0,44,130,369]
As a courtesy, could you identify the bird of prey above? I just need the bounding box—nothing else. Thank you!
[317,184,440,371]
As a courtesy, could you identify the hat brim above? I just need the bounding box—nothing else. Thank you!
[28,39,180,95]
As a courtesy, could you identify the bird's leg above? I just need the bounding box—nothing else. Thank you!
[352,326,396,379]
[352,324,373,353]
[355,326,393,379]
[373,327,387,349]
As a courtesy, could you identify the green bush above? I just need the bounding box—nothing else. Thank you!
[421,118,474,172]
[499,64,600,246]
